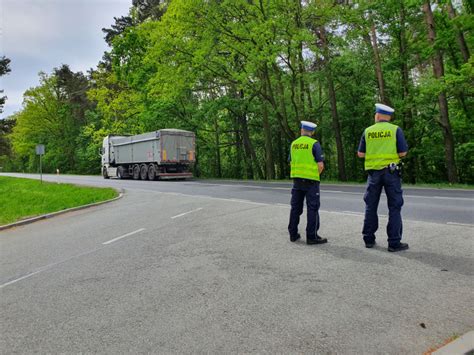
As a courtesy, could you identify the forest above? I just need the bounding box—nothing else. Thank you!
[0,0,472,184]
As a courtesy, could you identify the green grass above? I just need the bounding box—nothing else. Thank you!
[0,176,118,225]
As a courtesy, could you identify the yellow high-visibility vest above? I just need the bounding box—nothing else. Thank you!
[364,122,400,170]
[290,135,320,181]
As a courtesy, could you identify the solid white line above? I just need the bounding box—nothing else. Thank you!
[102,228,146,245]
[175,194,270,206]
[171,208,203,219]
[184,182,289,190]
[446,222,474,227]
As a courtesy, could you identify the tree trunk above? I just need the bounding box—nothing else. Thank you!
[423,1,458,183]
[369,22,390,106]
[272,63,298,136]
[213,115,222,178]
[262,64,294,140]
[447,1,470,63]
[262,83,275,180]
[234,114,243,179]
[319,26,347,181]
[239,90,264,180]
[398,1,416,183]
[277,128,286,179]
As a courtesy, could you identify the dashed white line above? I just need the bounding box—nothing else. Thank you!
[171,208,203,219]
[324,190,363,196]
[0,247,104,289]
[102,228,146,245]
[0,270,44,289]
[342,211,364,216]
[419,196,474,201]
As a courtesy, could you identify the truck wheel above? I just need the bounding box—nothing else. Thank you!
[103,167,109,179]
[117,166,124,179]
[140,164,148,180]
[133,165,140,180]
[148,164,156,180]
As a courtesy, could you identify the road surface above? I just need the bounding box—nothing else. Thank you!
[1,173,473,354]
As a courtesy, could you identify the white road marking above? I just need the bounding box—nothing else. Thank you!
[430,196,474,201]
[1,229,148,288]
[102,228,146,245]
[447,222,474,227]
[184,182,289,190]
[342,211,364,216]
[186,195,273,206]
[171,208,203,219]
[0,247,103,289]
[0,270,44,288]
[323,190,363,196]
[341,211,388,217]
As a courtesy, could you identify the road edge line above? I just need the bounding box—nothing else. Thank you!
[431,331,474,355]
[0,189,124,232]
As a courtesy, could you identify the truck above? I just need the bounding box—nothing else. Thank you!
[101,129,196,180]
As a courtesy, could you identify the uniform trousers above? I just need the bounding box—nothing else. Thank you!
[288,179,320,240]
[363,168,404,246]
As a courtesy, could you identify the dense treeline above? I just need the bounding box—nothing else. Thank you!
[1,0,473,183]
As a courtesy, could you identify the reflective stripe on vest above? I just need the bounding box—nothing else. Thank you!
[290,136,320,181]
[364,122,400,170]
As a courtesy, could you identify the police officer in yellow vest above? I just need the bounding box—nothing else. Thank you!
[357,104,409,252]
[288,121,328,245]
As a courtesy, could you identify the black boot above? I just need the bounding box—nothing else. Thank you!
[306,236,328,245]
[290,233,301,242]
[388,242,409,252]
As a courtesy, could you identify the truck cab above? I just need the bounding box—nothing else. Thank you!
[101,135,127,178]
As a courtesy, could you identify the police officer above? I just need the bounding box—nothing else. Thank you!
[357,104,409,252]
[288,121,327,245]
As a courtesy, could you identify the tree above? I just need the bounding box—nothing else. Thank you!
[422,0,458,183]
[0,56,11,113]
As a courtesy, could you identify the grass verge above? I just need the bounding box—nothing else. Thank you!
[0,176,118,225]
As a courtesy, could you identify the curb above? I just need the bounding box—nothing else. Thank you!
[432,331,474,355]
[0,189,124,232]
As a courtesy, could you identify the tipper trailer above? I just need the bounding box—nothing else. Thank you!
[101,129,195,180]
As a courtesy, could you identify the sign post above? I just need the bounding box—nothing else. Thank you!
[35,144,45,183]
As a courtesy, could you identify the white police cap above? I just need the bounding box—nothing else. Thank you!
[301,120,317,131]
[375,103,395,115]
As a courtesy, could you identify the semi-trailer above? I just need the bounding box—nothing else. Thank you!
[101,129,195,180]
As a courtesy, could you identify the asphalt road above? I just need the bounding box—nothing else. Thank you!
[1,173,473,354]
[2,173,473,225]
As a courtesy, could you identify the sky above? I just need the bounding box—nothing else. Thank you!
[1,0,132,119]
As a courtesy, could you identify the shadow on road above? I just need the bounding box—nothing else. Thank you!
[397,251,474,276]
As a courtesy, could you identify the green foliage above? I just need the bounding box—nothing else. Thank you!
[0,176,117,225]
[0,56,12,113]
[6,0,474,183]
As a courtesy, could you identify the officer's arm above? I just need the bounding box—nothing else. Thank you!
[396,128,408,158]
[318,162,324,174]
[357,132,366,158]
[313,142,325,174]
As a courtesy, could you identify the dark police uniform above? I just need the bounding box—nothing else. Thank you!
[288,123,326,244]
[358,105,408,251]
